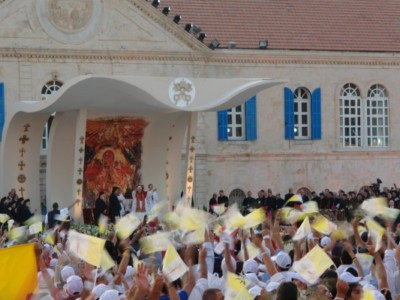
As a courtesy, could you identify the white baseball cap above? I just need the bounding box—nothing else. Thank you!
[271,251,292,269]
[65,275,83,296]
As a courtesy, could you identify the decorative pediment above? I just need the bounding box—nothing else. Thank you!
[0,0,208,53]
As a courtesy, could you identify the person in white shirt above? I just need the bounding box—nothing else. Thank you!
[145,184,159,212]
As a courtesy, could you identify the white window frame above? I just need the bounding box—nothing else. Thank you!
[41,79,63,101]
[227,104,245,140]
[366,84,388,147]
[340,83,362,147]
[293,87,311,139]
[339,83,389,148]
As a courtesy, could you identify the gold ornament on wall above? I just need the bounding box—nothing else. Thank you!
[17,174,26,183]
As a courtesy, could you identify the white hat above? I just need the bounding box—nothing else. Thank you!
[370,290,386,300]
[99,289,120,300]
[339,272,361,283]
[320,236,332,247]
[287,271,308,285]
[266,281,280,292]
[243,259,259,274]
[49,258,58,269]
[125,265,135,279]
[271,252,292,269]
[61,266,75,282]
[93,283,110,299]
[65,275,83,296]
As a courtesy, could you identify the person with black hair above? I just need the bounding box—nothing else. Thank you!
[47,202,60,229]
[109,186,121,223]
[276,281,298,300]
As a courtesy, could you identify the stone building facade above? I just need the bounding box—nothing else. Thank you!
[0,0,399,214]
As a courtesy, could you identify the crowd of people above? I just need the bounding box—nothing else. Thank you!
[0,182,399,300]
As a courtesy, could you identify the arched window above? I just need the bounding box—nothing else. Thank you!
[228,188,246,207]
[339,83,389,148]
[41,79,63,101]
[41,79,62,151]
[366,84,388,147]
[339,83,362,147]
[294,87,311,139]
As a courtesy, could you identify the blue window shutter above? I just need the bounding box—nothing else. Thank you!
[0,83,4,141]
[311,87,322,140]
[217,110,228,141]
[284,87,294,139]
[245,96,257,140]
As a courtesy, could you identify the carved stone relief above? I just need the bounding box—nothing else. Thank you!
[48,0,94,33]
[35,0,103,44]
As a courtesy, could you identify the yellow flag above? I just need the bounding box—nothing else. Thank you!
[100,249,115,272]
[162,243,189,282]
[98,214,108,235]
[286,194,303,204]
[362,288,376,300]
[28,222,43,235]
[24,215,42,226]
[9,226,27,240]
[7,219,14,231]
[164,211,180,230]
[115,213,141,240]
[0,244,38,299]
[237,242,259,261]
[281,207,305,224]
[361,197,387,217]
[292,245,334,284]
[44,229,55,245]
[366,218,385,252]
[212,204,226,215]
[383,208,400,221]
[301,201,319,215]
[293,216,312,241]
[224,204,246,229]
[243,208,266,229]
[181,228,205,245]
[179,207,208,231]
[312,215,337,235]
[148,201,168,221]
[225,272,252,300]
[67,230,106,267]
[140,232,171,255]
[0,214,9,223]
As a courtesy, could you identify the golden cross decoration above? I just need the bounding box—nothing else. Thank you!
[77,189,81,195]
[19,148,26,158]
[79,136,85,144]
[78,157,83,165]
[79,147,84,154]
[19,135,29,144]
[18,161,26,171]
[77,168,83,175]
[187,185,192,193]
[189,156,194,163]
[190,136,196,143]
[19,187,25,197]
[190,146,195,152]
[188,166,193,173]
[23,124,31,132]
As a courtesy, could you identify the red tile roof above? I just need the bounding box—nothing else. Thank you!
[159,0,400,52]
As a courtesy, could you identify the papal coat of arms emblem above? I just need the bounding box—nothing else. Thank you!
[48,0,94,32]
[168,78,196,108]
